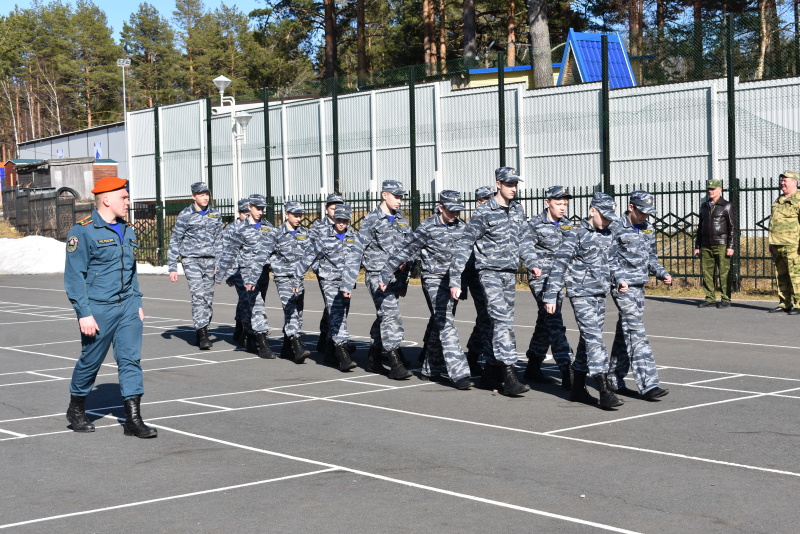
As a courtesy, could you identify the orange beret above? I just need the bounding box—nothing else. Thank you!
[92,176,128,194]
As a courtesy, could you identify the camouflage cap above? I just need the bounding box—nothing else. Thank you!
[382,180,406,195]
[333,203,352,220]
[284,200,305,214]
[438,190,466,211]
[780,170,800,181]
[248,194,267,207]
[706,179,723,189]
[545,185,572,199]
[495,166,523,183]
[191,182,210,194]
[590,192,618,221]
[629,190,657,215]
[475,185,494,200]
[325,193,345,205]
[237,198,250,212]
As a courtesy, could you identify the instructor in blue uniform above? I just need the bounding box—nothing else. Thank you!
[64,176,157,439]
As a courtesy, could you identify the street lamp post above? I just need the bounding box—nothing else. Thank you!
[213,75,249,203]
[118,58,132,219]
[117,58,131,118]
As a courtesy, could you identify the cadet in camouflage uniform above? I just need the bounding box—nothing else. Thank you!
[449,168,541,397]
[380,191,473,390]
[168,182,223,349]
[463,185,494,376]
[342,180,413,380]
[216,194,277,359]
[294,204,358,372]
[768,170,800,314]
[216,198,250,345]
[544,192,625,409]
[606,191,671,401]
[309,193,344,353]
[523,186,575,390]
[272,201,312,363]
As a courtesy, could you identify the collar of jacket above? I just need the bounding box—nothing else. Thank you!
[487,195,519,211]
[91,209,127,229]
[535,209,569,225]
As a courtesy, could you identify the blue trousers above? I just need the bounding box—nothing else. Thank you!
[69,296,144,400]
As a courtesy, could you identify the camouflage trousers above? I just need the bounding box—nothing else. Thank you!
[320,279,351,345]
[465,268,492,361]
[608,286,660,394]
[317,278,330,337]
[771,244,800,309]
[226,272,246,322]
[420,275,470,382]
[526,286,573,368]
[365,272,405,351]
[274,276,304,338]
[479,270,519,365]
[570,295,610,377]
[246,289,270,335]
[182,257,216,329]
[258,265,271,302]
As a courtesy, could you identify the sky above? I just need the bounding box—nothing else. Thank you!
[11,0,265,40]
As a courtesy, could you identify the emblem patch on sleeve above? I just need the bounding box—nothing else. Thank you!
[67,236,79,253]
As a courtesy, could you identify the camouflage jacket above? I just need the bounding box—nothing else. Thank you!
[215,218,244,275]
[308,216,334,273]
[341,205,412,293]
[379,213,466,286]
[609,213,669,286]
[544,218,616,302]
[449,196,538,289]
[769,191,800,246]
[167,204,223,271]
[270,223,312,277]
[527,210,575,293]
[215,217,276,287]
[294,225,359,286]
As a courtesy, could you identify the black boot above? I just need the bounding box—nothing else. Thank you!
[196,326,212,350]
[385,348,412,380]
[66,395,95,433]
[559,364,572,391]
[335,343,358,372]
[594,373,624,409]
[255,333,275,359]
[479,362,502,390]
[570,370,599,405]
[123,396,157,438]
[346,341,357,354]
[316,334,327,354]
[280,334,291,359]
[232,321,244,346]
[246,333,258,353]
[324,338,337,365]
[290,335,310,364]
[500,363,530,396]
[466,350,483,377]
[366,345,384,374]
[398,347,412,368]
[523,358,553,383]
[608,377,639,398]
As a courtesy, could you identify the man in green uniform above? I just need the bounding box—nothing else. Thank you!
[768,170,800,314]
[694,179,736,309]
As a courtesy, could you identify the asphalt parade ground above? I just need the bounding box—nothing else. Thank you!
[1,273,799,533]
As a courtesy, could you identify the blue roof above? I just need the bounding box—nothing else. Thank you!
[557,30,636,88]
[468,65,532,75]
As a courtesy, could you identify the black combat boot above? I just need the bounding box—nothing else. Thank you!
[398,347,412,368]
[232,321,245,346]
[466,350,483,377]
[335,343,358,372]
[280,334,291,359]
[523,358,553,383]
[500,363,530,396]
[479,362,502,390]
[594,373,624,409]
[642,386,669,400]
[453,376,474,390]
[316,334,327,354]
[290,335,310,364]
[123,396,158,438]
[255,333,275,359]
[608,377,639,398]
[559,364,572,391]
[366,345,384,374]
[385,348,412,380]
[66,395,95,433]
[196,326,212,350]
[570,370,599,405]
[324,338,337,365]
[246,333,258,353]
[346,341,357,354]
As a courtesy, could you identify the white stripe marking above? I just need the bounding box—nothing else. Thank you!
[685,374,745,385]
[178,400,232,411]
[0,428,27,437]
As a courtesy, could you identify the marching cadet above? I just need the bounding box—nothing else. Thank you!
[523,186,575,390]
[544,192,625,410]
[167,182,223,349]
[379,191,474,390]
[216,198,250,345]
[64,176,156,438]
[606,191,671,400]
[272,201,312,363]
[341,180,414,380]
[294,204,358,372]
[216,194,277,359]
[309,193,345,353]
[449,167,541,397]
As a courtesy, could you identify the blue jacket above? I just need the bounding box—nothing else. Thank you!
[64,209,143,318]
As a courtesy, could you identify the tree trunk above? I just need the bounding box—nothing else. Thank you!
[756,0,778,79]
[463,0,476,62]
[507,0,516,67]
[357,0,366,81]
[324,0,337,79]
[628,0,643,83]
[438,0,447,71]
[526,0,552,88]
[423,0,434,69]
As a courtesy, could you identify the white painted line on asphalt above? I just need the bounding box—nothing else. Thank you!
[338,379,399,389]
[0,428,27,438]
[658,364,800,382]
[178,400,232,411]
[0,468,339,530]
[26,371,63,380]
[174,355,217,364]
[685,374,746,385]
[2,347,77,362]
[0,318,72,326]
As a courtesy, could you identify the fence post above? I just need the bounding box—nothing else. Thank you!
[601,34,612,195]
[206,97,213,194]
[263,87,274,222]
[154,105,165,266]
[332,77,340,193]
[409,66,419,228]
[727,13,740,290]
[498,51,506,167]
